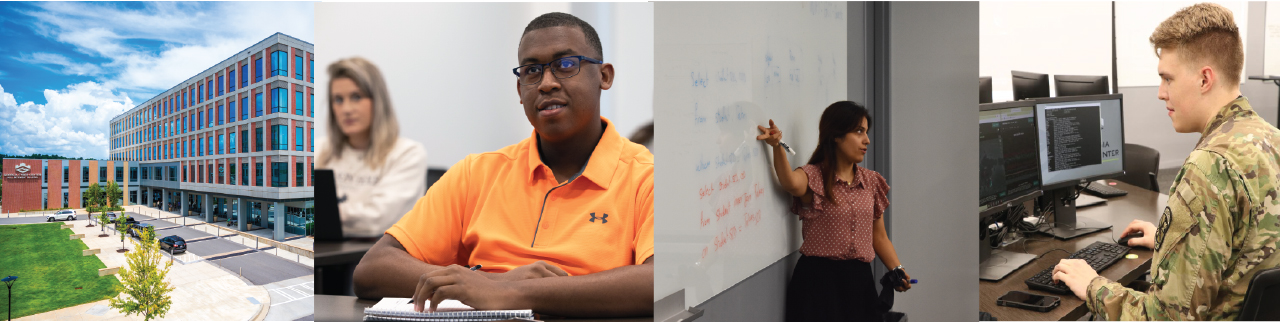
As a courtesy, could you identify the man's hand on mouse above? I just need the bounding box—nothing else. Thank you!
[1121,220,1157,248]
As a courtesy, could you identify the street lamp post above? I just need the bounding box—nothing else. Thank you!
[3,276,17,321]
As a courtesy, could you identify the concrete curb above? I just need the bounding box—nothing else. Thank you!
[84,248,101,256]
[249,293,272,321]
[98,267,120,276]
[70,233,85,240]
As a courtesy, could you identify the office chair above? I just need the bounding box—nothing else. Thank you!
[1237,267,1278,321]
[1120,143,1160,192]
[425,168,447,195]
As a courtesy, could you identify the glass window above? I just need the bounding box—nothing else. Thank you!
[197,165,203,183]
[217,76,224,96]
[155,167,161,180]
[182,140,187,158]
[140,167,147,180]
[310,128,314,152]
[255,162,263,186]
[218,164,224,184]
[241,64,248,87]
[310,93,314,117]
[271,162,287,187]
[241,97,249,120]
[255,93,263,117]
[272,88,288,114]
[207,164,213,183]
[130,167,137,181]
[218,134,224,155]
[169,166,177,181]
[295,162,304,186]
[229,163,236,185]
[63,166,68,182]
[115,167,123,182]
[271,125,288,150]
[229,100,236,123]
[217,105,223,125]
[295,55,303,80]
[198,84,203,103]
[255,127,263,152]
[197,113,203,130]
[197,139,203,156]
[295,90,303,115]
[240,130,249,153]
[82,166,89,182]
[228,70,235,92]
[207,108,213,128]
[99,167,106,182]
[271,50,287,77]
[255,58,263,82]
[241,163,249,186]
[229,132,236,154]
[207,80,213,99]
[295,127,304,151]
[309,59,314,83]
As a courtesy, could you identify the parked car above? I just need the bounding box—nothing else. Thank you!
[46,210,76,222]
[104,212,119,221]
[117,216,138,228]
[159,235,187,254]
[128,223,154,239]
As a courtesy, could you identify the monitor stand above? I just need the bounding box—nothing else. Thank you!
[979,244,1037,281]
[1040,186,1110,239]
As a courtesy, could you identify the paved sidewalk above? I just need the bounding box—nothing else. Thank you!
[15,219,273,321]
[132,205,315,267]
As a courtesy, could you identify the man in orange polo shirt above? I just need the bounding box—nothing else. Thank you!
[351,12,654,317]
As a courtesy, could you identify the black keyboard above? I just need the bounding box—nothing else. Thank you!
[1083,181,1128,198]
[1025,241,1131,294]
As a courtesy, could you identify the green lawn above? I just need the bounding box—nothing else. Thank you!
[0,223,121,319]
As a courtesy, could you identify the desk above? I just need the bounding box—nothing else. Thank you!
[315,295,654,322]
[979,181,1167,321]
[316,241,377,295]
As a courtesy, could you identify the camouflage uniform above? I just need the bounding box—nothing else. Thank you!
[1085,96,1280,320]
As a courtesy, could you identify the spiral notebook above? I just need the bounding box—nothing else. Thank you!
[363,297,535,322]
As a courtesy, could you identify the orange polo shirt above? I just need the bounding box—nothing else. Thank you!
[387,117,654,276]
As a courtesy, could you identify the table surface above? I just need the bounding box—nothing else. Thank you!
[979,180,1168,321]
[315,295,655,322]
[315,240,377,266]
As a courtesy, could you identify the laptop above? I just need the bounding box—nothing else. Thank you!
[314,169,344,241]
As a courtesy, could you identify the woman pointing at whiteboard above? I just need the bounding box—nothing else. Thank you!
[757,101,910,322]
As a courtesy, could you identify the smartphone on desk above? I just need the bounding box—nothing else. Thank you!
[997,290,1059,312]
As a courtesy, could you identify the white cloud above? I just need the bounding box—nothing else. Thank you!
[16,1,314,98]
[0,82,133,159]
[13,52,104,76]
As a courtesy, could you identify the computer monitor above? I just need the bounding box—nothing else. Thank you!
[979,101,1043,280]
[1011,70,1050,101]
[1054,75,1109,97]
[1034,93,1125,239]
[980,76,993,104]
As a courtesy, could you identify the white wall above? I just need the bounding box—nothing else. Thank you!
[1116,1,1249,87]
[980,1,1112,102]
[314,3,654,169]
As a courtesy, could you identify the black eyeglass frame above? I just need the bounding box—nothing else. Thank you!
[512,55,605,85]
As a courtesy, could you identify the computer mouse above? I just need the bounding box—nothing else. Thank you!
[1118,231,1143,246]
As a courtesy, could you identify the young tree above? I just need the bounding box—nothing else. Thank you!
[85,183,103,227]
[114,214,132,252]
[109,226,173,321]
[98,213,111,237]
[105,181,122,210]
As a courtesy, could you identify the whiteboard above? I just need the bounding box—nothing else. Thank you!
[653,2,846,308]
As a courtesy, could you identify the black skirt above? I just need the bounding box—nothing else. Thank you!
[785,255,881,322]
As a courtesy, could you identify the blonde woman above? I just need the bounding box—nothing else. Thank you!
[317,57,428,239]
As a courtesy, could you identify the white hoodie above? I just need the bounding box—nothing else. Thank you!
[317,137,428,238]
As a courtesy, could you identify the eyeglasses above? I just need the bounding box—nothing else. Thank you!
[512,55,604,85]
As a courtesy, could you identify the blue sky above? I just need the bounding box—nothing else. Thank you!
[0,1,313,159]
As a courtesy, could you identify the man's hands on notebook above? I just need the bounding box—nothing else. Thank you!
[412,262,570,313]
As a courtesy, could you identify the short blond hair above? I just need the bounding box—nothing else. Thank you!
[1150,3,1244,85]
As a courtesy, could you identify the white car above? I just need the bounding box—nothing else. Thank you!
[46,210,77,222]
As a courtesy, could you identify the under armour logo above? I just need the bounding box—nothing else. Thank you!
[589,212,608,224]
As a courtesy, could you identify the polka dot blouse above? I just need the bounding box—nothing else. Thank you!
[790,164,889,263]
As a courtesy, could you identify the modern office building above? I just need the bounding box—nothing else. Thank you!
[107,32,315,240]
[1,159,132,213]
